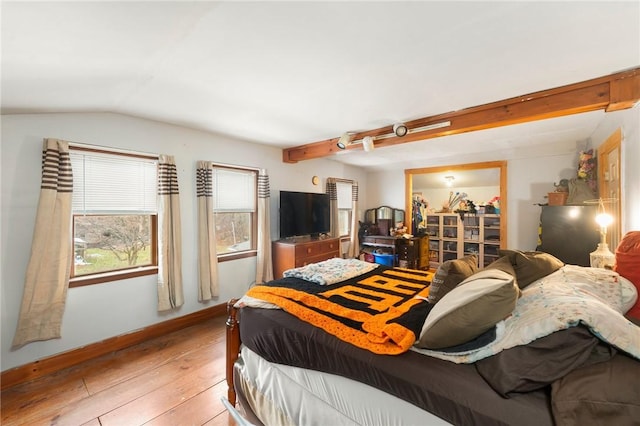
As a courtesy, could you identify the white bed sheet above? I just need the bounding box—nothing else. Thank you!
[235,346,452,426]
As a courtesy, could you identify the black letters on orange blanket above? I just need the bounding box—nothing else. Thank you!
[245,267,434,355]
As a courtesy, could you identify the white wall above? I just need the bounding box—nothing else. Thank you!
[0,112,368,371]
[365,169,406,209]
[506,153,577,250]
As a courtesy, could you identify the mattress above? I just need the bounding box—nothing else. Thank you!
[238,306,554,426]
[235,346,452,426]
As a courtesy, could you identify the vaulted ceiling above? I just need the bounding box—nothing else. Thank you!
[2,1,639,171]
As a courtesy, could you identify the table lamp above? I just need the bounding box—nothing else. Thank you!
[589,198,615,269]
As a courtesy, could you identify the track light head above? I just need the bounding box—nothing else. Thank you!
[336,132,354,150]
[393,123,408,137]
[362,136,375,152]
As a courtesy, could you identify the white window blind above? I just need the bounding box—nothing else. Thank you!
[213,167,256,212]
[336,181,352,209]
[70,150,158,214]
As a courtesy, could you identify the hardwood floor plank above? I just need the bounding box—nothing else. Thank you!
[84,317,226,395]
[1,316,231,426]
[42,343,225,426]
[143,379,229,426]
[0,377,89,426]
[98,351,225,425]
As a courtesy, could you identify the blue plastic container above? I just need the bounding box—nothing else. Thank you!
[373,253,397,266]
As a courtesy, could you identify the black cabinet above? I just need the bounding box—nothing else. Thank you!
[536,206,599,266]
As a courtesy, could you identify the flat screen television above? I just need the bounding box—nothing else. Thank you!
[279,190,331,239]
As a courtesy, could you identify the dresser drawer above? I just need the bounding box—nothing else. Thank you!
[295,239,339,258]
[319,239,339,254]
[295,242,323,258]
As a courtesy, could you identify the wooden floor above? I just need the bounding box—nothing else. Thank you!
[1,315,238,426]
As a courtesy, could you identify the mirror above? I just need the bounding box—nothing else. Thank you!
[404,161,507,246]
[363,206,406,236]
[364,209,376,224]
[376,206,393,220]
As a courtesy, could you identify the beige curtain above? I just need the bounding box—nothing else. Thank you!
[13,139,74,348]
[157,155,184,311]
[326,178,339,238]
[255,169,273,284]
[196,161,219,300]
[348,182,360,258]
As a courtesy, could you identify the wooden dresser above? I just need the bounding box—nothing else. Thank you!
[272,237,341,279]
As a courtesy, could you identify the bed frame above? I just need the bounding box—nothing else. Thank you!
[225,298,241,406]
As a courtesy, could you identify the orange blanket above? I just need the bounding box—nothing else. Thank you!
[246,267,433,355]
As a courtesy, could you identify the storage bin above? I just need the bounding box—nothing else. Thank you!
[548,192,568,206]
[373,253,397,266]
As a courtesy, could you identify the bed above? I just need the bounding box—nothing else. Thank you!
[225,252,640,426]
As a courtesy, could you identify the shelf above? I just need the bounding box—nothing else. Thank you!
[423,213,502,268]
[361,235,430,269]
[363,242,395,248]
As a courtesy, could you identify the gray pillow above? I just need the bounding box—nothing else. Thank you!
[498,249,564,288]
[427,255,478,304]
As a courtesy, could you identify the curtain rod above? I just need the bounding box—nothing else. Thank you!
[210,162,260,172]
[329,177,358,184]
[67,140,159,159]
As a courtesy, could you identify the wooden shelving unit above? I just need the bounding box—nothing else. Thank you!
[423,213,502,268]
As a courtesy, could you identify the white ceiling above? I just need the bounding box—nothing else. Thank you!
[2,1,639,171]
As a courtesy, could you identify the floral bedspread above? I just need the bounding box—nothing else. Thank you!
[412,265,640,363]
[283,258,379,285]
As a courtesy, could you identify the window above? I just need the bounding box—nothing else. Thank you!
[70,148,158,286]
[336,181,353,237]
[212,165,257,260]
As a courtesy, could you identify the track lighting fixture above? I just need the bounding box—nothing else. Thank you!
[393,123,408,137]
[336,132,354,150]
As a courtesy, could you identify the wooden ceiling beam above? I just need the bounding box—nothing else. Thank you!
[282,67,640,163]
